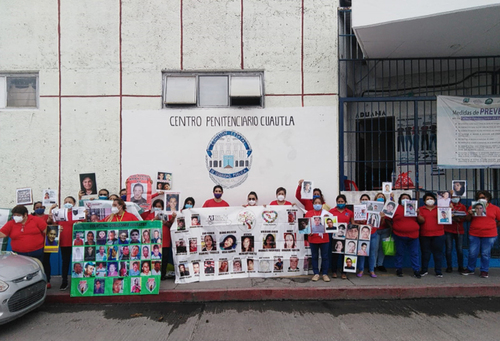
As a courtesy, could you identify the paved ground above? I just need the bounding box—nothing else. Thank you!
[3,298,500,341]
[46,267,500,303]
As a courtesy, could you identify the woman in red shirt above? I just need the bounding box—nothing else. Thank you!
[462,190,500,278]
[101,198,139,222]
[389,193,421,278]
[0,205,46,261]
[47,196,80,290]
[446,194,467,272]
[295,179,330,211]
[269,187,293,205]
[305,196,330,282]
[417,192,445,277]
[329,194,354,279]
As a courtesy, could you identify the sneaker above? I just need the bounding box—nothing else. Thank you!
[46,283,52,289]
[396,269,403,277]
[312,274,320,281]
[413,271,421,279]
[322,275,330,282]
[341,273,347,280]
[480,271,489,278]
[377,266,387,272]
[419,270,428,277]
[436,273,443,278]
[60,283,68,291]
[461,269,474,276]
[446,267,453,273]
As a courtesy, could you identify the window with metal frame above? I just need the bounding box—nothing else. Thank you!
[162,72,264,108]
[0,74,38,109]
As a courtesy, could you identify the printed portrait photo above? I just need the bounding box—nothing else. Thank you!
[112,278,124,294]
[438,208,452,224]
[177,217,186,231]
[452,180,466,197]
[175,239,187,254]
[382,182,392,195]
[95,262,107,277]
[273,257,283,271]
[80,173,97,196]
[301,180,314,200]
[343,256,357,273]
[357,242,370,256]
[345,239,358,255]
[218,260,229,274]
[131,277,142,293]
[287,210,297,223]
[404,200,417,217]
[192,261,200,275]
[204,260,215,274]
[472,201,487,217]
[332,239,345,254]
[241,236,255,252]
[93,279,105,294]
[367,213,380,227]
[437,191,451,208]
[335,224,346,239]
[232,259,242,272]
[45,225,59,247]
[130,182,147,205]
[191,214,201,226]
[325,216,338,232]
[201,234,217,252]
[382,201,397,218]
[262,233,276,249]
[346,225,359,239]
[359,225,371,240]
[298,218,310,234]
[220,234,237,250]
[179,263,190,276]
[287,256,300,272]
[283,233,297,249]
[188,238,198,253]
[246,258,255,271]
[311,216,324,234]
[166,193,179,212]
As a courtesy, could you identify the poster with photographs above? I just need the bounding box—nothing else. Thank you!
[343,255,357,273]
[84,200,113,222]
[366,201,384,213]
[471,201,487,217]
[452,180,466,197]
[324,216,338,233]
[44,225,60,253]
[70,220,162,297]
[382,182,392,194]
[42,189,57,207]
[404,200,418,217]
[301,180,314,200]
[126,174,153,211]
[298,218,310,234]
[382,201,398,218]
[51,208,69,222]
[438,207,452,225]
[79,173,97,196]
[437,191,451,207]
[16,188,32,205]
[156,171,172,192]
[354,205,367,221]
[162,191,181,213]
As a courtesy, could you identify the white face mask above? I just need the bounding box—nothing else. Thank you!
[425,199,435,206]
[277,195,285,202]
[479,199,487,204]
[248,200,256,206]
[64,203,73,209]
[111,207,119,214]
[13,216,23,223]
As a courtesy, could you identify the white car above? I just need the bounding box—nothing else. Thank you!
[0,251,47,325]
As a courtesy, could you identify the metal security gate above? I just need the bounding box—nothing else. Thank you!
[338,8,500,255]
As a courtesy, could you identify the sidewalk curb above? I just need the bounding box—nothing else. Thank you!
[45,284,500,304]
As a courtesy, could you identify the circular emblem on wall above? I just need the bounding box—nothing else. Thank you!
[205,130,253,189]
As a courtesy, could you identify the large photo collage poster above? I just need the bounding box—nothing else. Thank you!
[70,221,162,297]
[171,206,307,284]
[172,206,374,284]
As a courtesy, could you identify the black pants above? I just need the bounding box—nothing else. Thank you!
[42,253,51,282]
[61,246,72,284]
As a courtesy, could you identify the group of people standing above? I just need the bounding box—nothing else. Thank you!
[1,180,499,290]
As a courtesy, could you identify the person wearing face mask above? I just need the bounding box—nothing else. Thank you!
[462,190,500,278]
[243,191,258,207]
[32,201,49,222]
[305,196,331,282]
[0,205,47,262]
[141,199,164,221]
[329,194,354,279]
[417,192,444,277]
[101,198,139,222]
[373,193,390,273]
[445,195,467,273]
[47,196,81,290]
[270,187,293,205]
[387,193,421,278]
[202,185,230,207]
[295,180,330,211]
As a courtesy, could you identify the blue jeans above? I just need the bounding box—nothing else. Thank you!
[445,232,464,269]
[310,242,329,275]
[16,248,44,262]
[420,235,445,274]
[393,234,420,271]
[376,228,391,266]
[467,235,497,272]
[358,232,379,273]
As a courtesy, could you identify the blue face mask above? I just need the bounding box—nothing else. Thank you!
[361,200,368,204]
[313,204,322,211]
[34,208,45,215]
[377,197,385,202]
[184,204,193,209]
[64,203,73,209]
[99,196,108,200]
[121,195,127,201]
[337,203,346,209]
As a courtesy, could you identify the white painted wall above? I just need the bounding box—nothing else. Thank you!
[122,106,339,209]
[0,1,340,209]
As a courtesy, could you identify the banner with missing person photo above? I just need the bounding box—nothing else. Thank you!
[171,206,372,283]
[70,220,162,297]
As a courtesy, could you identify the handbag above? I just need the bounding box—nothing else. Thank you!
[382,234,396,256]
